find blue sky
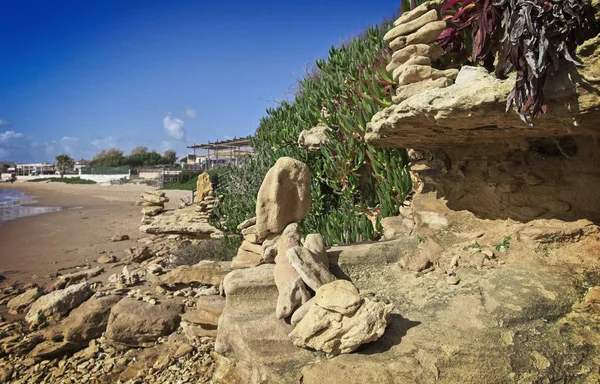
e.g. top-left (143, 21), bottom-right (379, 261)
top-left (0, 0), bottom-right (399, 163)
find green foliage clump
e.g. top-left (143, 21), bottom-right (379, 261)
top-left (213, 22), bottom-right (412, 247)
top-left (169, 239), bottom-right (238, 267)
top-left (90, 147), bottom-right (178, 167)
top-left (55, 154), bottom-right (74, 176)
top-left (27, 177), bottom-right (97, 184)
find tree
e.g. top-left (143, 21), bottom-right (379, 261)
top-left (55, 154), bottom-right (74, 177)
top-left (91, 148), bottom-right (125, 167)
top-left (130, 146), bottom-right (148, 155)
top-left (163, 149), bottom-right (177, 164)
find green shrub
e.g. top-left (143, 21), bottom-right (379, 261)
top-left (213, 21), bottom-right (411, 247)
top-left (169, 239), bottom-right (238, 267)
top-left (27, 177), bottom-right (97, 184)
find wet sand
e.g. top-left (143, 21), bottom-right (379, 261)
top-left (0, 182), bottom-right (190, 288)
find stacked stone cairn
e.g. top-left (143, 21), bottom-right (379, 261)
top-left (197, 193), bottom-right (217, 221)
top-left (384, 0), bottom-right (459, 104)
top-left (227, 157), bottom-right (393, 356)
top-left (136, 190), bottom-right (169, 219)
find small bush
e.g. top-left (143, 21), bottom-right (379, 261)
top-left (169, 239), bottom-right (238, 267)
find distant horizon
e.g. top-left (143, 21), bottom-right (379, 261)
top-left (0, 0), bottom-right (400, 163)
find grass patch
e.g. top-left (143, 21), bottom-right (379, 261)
top-left (161, 178), bottom-right (197, 190)
top-left (27, 177), bottom-right (97, 184)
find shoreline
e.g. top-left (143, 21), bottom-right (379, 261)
top-left (0, 183), bottom-right (190, 288)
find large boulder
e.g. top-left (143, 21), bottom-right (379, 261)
top-left (215, 264), bottom-right (316, 383)
top-left (60, 295), bottom-right (123, 342)
top-left (25, 282), bottom-right (94, 326)
top-left (255, 157), bottom-right (311, 242)
top-left (105, 298), bottom-right (182, 347)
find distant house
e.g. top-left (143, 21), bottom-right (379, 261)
top-left (16, 162), bottom-right (55, 176)
top-left (74, 159), bottom-right (91, 172)
top-left (0, 162), bottom-right (14, 173)
top-left (182, 136), bottom-right (255, 170)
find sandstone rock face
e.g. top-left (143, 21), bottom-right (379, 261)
top-left (367, 57), bottom-right (600, 148)
top-left (286, 246), bottom-right (335, 291)
top-left (215, 265), bottom-right (316, 383)
top-left (387, 44), bottom-right (443, 72)
top-left (389, 20), bottom-right (447, 51)
top-left (105, 298), bottom-right (182, 347)
top-left (194, 173), bottom-right (212, 204)
top-left (393, 0), bottom-right (444, 26)
top-left (255, 157), bottom-right (311, 242)
top-left (25, 282), bottom-right (94, 326)
top-left (314, 280), bottom-right (361, 316)
top-left (160, 261), bottom-right (231, 286)
top-left (289, 297), bottom-right (393, 356)
top-left (7, 287), bottom-right (43, 314)
top-left (298, 123), bottom-right (331, 152)
top-left (384, 9), bottom-right (439, 42)
top-left (231, 240), bottom-right (262, 269)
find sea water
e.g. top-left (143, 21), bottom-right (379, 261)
top-left (0, 188), bottom-right (67, 224)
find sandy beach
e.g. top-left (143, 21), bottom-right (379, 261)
top-left (0, 181), bottom-right (190, 288)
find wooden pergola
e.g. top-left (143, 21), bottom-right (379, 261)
top-left (186, 136), bottom-right (254, 169)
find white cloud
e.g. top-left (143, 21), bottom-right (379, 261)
top-left (0, 130), bottom-right (23, 142)
top-left (45, 136), bottom-right (80, 157)
top-left (185, 108), bottom-right (196, 118)
top-left (163, 113), bottom-right (185, 140)
top-left (0, 119), bottom-right (12, 127)
top-left (91, 136), bottom-right (119, 149)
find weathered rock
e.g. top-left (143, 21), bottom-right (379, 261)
top-left (241, 224), bottom-right (261, 244)
top-left (28, 340), bottom-right (84, 359)
top-left (139, 193), bottom-right (169, 205)
top-left (388, 21), bottom-right (447, 51)
top-left (290, 297), bottom-right (315, 326)
top-left (125, 246), bottom-right (153, 263)
top-left (160, 260), bottom-right (230, 286)
top-left (215, 264), bottom-right (315, 383)
top-left (141, 205), bottom-right (164, 217)
top-left (286, 246), bottom-right (336, 291)
top-left (381, 216), bottom-right (413, 239)
top-left (391, 55), bottom-right (432, 80)
top-left (396, 65), bottom-right (459, 86)
top-left (7, 286), bottom-right (43, 314)
top-left (255, 157), bottom-right (311, 242)
top-left (231, 249), bottom-right (262, 269)
top-left (274, 225), bottom-right (310, 319)
top-left (195, 173), bottom-right (212, 204)
top-left (140, 205), bottom-right (223, 238)
top-left (60, 295), bottom-right (123, 342)
top-left (262, 234), bottom-right (281, 263)
top-left (387, 44), bottom-right (444, 72)
top-left (25, 282), bottom-right (94, 326)
top-left (304, 234), bottom-right (328, 266)
top-left (110, 234), bottom-right (129, 242)
top-left (97, 254), bottom-right (119, 264)
top-left (298, 123), bottom-right (331, 152)
top-left (384, 9), bottom-right (439, 42)
top-left (289, 297), bottom-right (393, 356)
top-left (182, 308), bottom-right (220, 327)
top-left (314, 280), bottom-right (361, 316)
top-left (392, 77), bottom-right (454, 104)
top-left (181, 321), bottom-right (217, 339)
top-left (105, 298), bottom-right (182, 347)
top-left (145, 190), bottom-right (166, 197)
top-left (54, 267), bottom-right (104, 288)
top-left (400, 251), bottom-right (432, 272)
top-left (236, 217), bottom-right (256, 231)
top-left (393, 0), bottom-right (445, 26)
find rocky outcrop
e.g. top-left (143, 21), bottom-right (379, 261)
top-left (255, 157), bottom-right (312, 242)
top-left (7, 287), bottom-right (43, 315)
top-left (159, 260), bottom-right (231, 287)
top-left (367, 36), bottom-right (600, 149)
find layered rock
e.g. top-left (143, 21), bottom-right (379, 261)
top-left (382, 0), bottom-right (455, 103)
top-left (194, 173), bottom-right (213, 204)
top-left (25, 282), bottom-right (94, 327)
top-left (136, 190), bottom-right (169, 218)
top-left (139, 204), bottom-right (223, 239)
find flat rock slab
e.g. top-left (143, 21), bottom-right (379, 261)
top-left (159, 260), bottom-right (231, 287)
